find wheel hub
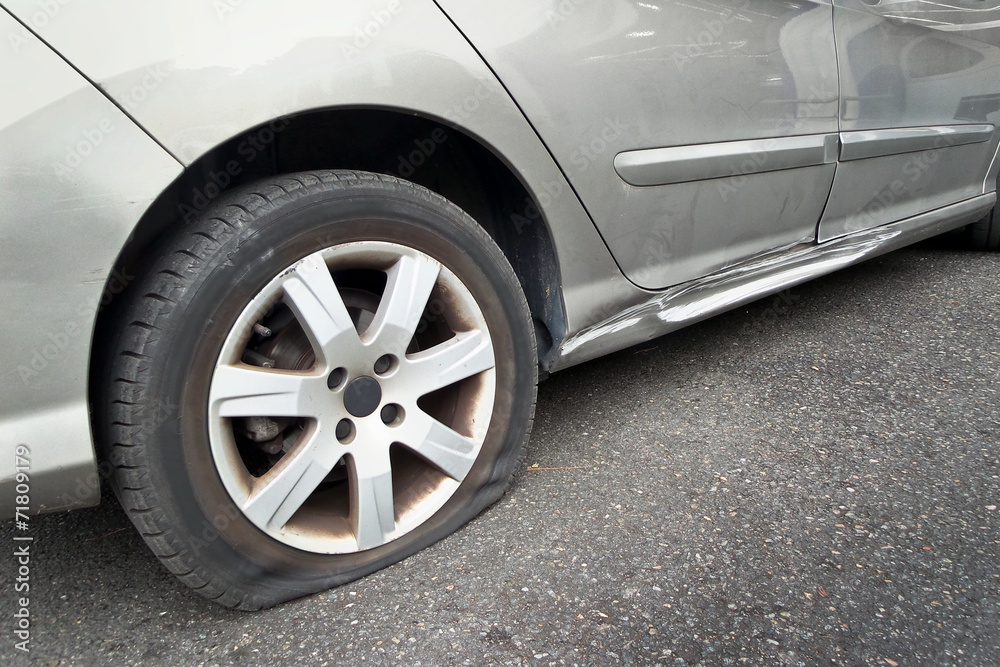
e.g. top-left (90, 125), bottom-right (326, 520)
top-left (343, 376), bottom-right (382, 418)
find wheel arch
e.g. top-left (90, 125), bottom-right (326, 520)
top-left (89, 107), bottom-right (566, 411)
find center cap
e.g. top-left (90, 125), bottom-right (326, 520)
top-left (344, 376), bottom-right (382, 418)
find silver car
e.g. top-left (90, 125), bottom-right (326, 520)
top-left (2, 0), bottom-right (998, 608)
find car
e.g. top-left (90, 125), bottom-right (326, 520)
top-left (2, 0), bottom-right (998, 610)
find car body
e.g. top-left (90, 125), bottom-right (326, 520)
top-left (1, 0), bottom-right (998, 607)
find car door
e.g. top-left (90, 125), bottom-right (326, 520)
top-left (435, 0), bottom-right (841, 289)
top-left (819, 0), bottom-right (1000, 241)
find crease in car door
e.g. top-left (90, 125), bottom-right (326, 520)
top-left (819, 0), bottom-right (1000, 242)
top-left (434, 0), bottom-right (841, 289)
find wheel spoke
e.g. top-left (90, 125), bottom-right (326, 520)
top-left (365, 253), bottom-right (440, 354)
top-left (282, 251), bottom-right (360, 364)
top-left (349, 447), bottom-right (396, 551)
top-left (211, 364), bottom-right (318, 418)
top-left (242, 430), bottom-right (340, 530)
top-left (405, 330), bottom-right (495, 395)
top-left (397, 410), bottom-right (479, 482)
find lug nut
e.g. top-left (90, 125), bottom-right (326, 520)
top-left (374, 354), bottom-right (393, 375)
top-left (380, 404), bottom-right (398, 424)
top-left (328, 368), bottom-right (345, 390)
top-left (336, 419), bottom-right (353, 441)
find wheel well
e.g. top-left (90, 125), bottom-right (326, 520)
top-left (95, 108), bottom-right (565, 377)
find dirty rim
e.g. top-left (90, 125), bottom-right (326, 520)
top-left (207, 241), bottom-right (497, 554)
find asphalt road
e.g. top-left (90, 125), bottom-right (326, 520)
top-left (2, 239), bottom-right (999, 666)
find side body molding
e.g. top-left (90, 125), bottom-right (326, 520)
top-left (839, 124), bottom-right (994, 161)
top-left (615, 135), bottom-right (840, 187)
top-left (615, 125), bottom-right (994, 189)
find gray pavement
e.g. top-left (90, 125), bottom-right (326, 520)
top-left (2, 239), bottom-right (999, 666)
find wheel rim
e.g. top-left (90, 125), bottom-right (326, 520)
top-left (207, 241), bottom-right (497, 554)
